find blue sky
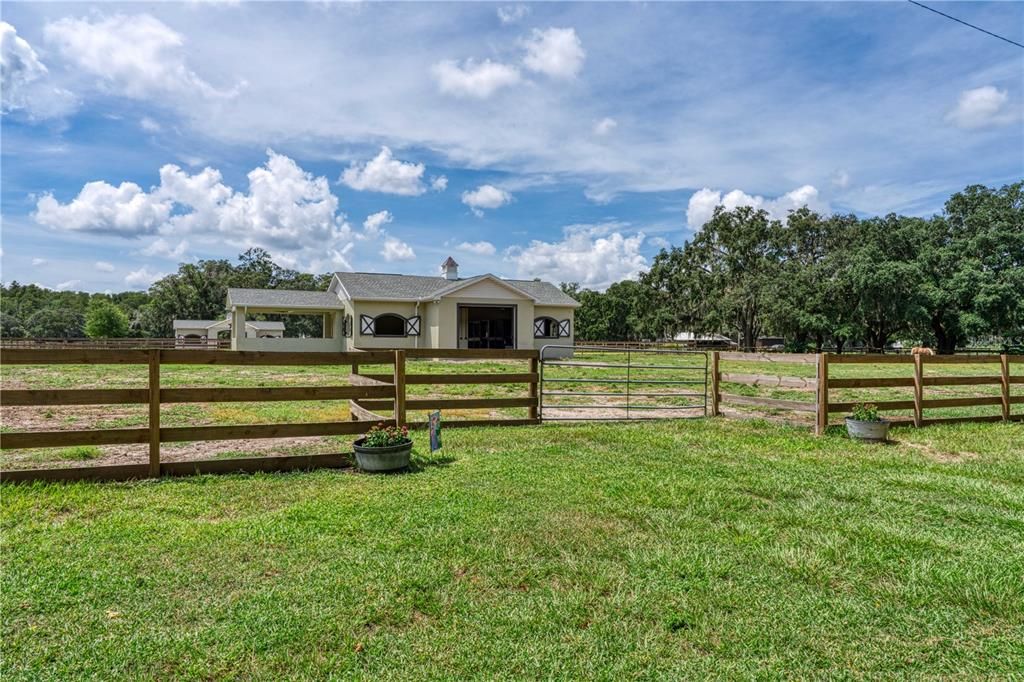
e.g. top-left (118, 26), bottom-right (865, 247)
top-left (1, 1), bottom-right (1021, 292)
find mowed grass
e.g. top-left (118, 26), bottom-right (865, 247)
top-left (3, 418), bottom-right (1023, 679)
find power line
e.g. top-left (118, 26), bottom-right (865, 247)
top-left (907, 0), bottom-right (1024, 50)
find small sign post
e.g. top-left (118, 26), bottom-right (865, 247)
top-left (428, 410), bottom-right (442, 452)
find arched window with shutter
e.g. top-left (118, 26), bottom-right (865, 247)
top-left (533, 317), bottom-right (559, 339)
top-left (371, 313), bottom-right (406, 337)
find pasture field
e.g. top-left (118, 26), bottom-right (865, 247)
top-left (1, 352), bottom-right (1018, 469)
top-left (2, 419), bottom-right (1023, 679)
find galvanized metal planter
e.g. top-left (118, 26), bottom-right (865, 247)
top-left (845, 418), bottom-right (891, 443)
top-left (353, 438), bottom-right (413, 472)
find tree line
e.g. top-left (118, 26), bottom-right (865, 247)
top-left (3, 183), bottom-right (1019, 351)
top-left (565, 182), bottom-right (1023, 353)
top-left (1, 249), bottom-right (330, 339)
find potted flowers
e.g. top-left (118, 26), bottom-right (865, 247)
top-left (845, 402), bottom-right (890, 442)
top-left (353, 423), bottom-right (412, 471)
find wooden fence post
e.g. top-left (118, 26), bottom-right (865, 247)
top-left (815, 353), bottom-right (828, 436)
top-left (393, 349), bottom-right (406, 428)
top-left (148, 349), bottom-right (161, 477)
top-left (710, 351), bottom-right (720, 417)
top-left (528, 355), bottom-right (539, 421)
top-left (913, 353), bottom-right (924, 427)
top-left (1000, 354), bottom-right (1011, 422)
top-left (349, 359), bottom-right (360, 421)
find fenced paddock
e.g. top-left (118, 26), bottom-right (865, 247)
top-left (0, 348), bottom-right (539, 483)
top-left (2, 347), bottom-right (1020, 483)
top-left (710, 352), bottom-right (1024, 433)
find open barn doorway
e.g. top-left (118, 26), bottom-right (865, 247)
top-left (458, 305), bottom-right (516, 349)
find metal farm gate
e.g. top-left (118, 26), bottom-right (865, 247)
top-left (539, 345), bottom-right (708, 421)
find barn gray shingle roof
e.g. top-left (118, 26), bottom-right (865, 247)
top-left (332, 272), bottom-right (579, 307)
top-left (226, 288), bottom-right (346, 309)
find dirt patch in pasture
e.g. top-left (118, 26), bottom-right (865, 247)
top-left (1, 436), bottom-right (350, 470)
top-left (899, 440), bottom-right (980, 463)
top-left (542, 406), bottom-right (706, 421)
top-left (716, 408), bottom-right (813, 427)
top-left (1, 405), bottom-right (146, 432)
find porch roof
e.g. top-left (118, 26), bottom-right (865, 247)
top-left (227, 288), bottom-right (345, 311)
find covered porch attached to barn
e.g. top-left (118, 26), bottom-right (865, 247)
top-left (226, 288), bottom-right (348, 352)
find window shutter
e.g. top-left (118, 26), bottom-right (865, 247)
top-left (406, 315), bottom-right (421, 336)
top-left (342, 314), bottom-right (353, 338)
top-left (558, 319), bottom-right (571, 338)
top-left (533, 318), bottom-right (545, 338)
top-left (360, 314), bottom-right (374, 335)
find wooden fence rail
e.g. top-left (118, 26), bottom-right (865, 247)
top-left (348, 349), bottom-right (541, 431)
top-left (709, 351), bottom-right (1023, 434)
top-left (0, 347), bottom-right (540, 483)
top-left (0, 337), bottom-right (231, 350)
top-left (2, 348), bottom-right (1019, 482)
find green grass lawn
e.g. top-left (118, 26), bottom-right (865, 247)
top-left (3, 418), bottom-right (1023, 679)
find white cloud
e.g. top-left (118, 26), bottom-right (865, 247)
top-left (648, 236), bottom-right (671, 250)
top-left (362, 210), bottom-right (393, 239)
top-left (831, 169), bottom-right (851, 189)
top-left (456, 240), bottom-right (496, 256)
top-left (1, 22), bottom-right (46, 103)
top-left (583, 186), bottom-right (617, 205)
top-left (31, 257), bottom-right (48, 266)
top-left (522, 27), bottom-right (585, 79)
top-left (124, 266), bottom-right (164, 289)
top-left (0, 21), bottom-right (77, 118)
top-left (432, 58), bottom-right (521, 99)
top-left (34, 180), bottom-right (172, 236)
top-left (142, 237), bottom-right (189, 259)
top-left (381, 237), bottom-right (415, 262)
top-left (43, 13), bottom-right (238, 100)
top-left (461, 184), bottom-right (512, 216)
top-left (55, 279), bottom-right (80, 291)
top-left (10, 4), bottom-right (1009, 219)
top-left (162, 150), bottom-right (352, 255)
top-left (319, 243), bottom-right (355, 273)
top-left (95, 261), bottom-right (116, 272)
top-left (497, 5), bottom-right (529, 24)
top-left (945, 86), bottom-right (1014, 129)
top-left (341, 147), bottom-right (426, 196)
top-left (430, 175), bottom-right (448, 192)
top-left (34, 150), bottom-right (358, 271)
top-left (593, 117), bottom-right (617, 136)
top-left (506, 225), bottom-right (646, 289)
top-left (685, 185), bottom-right (829, 229)
top-left (139, 116), bottom-right (162, 132)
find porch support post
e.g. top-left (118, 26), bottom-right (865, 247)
top-left (231, 307), bottom-right (246, 350)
